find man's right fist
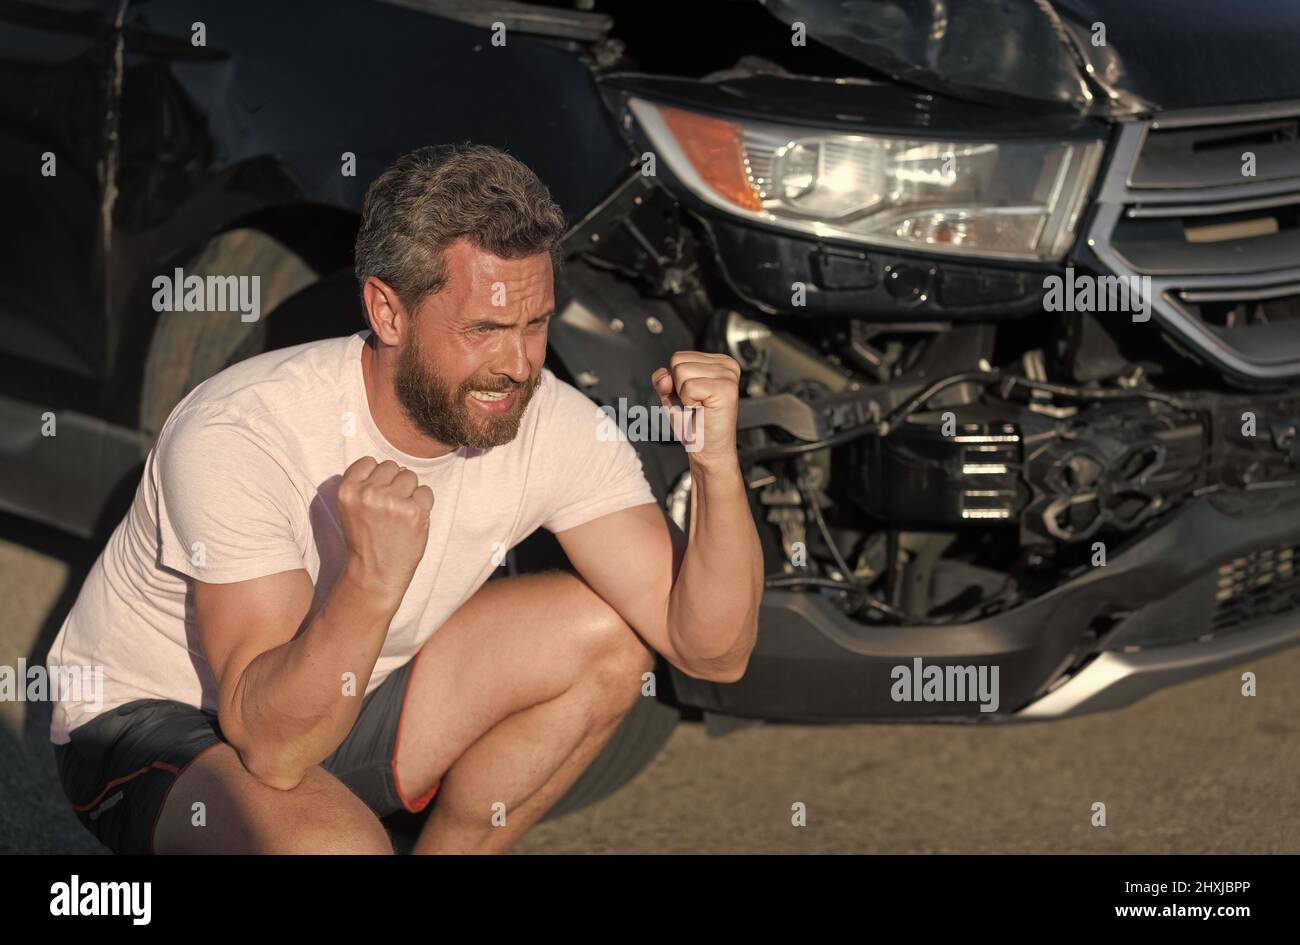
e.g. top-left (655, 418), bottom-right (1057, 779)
top-left (337, 457), bottom-right (434, 598)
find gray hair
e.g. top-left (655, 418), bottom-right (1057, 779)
top-left (354, 143), bottom-right (566, 311)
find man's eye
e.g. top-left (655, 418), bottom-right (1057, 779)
top-left (471, 326), bottom-right (495, 336)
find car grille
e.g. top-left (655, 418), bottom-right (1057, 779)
top-left (1214, 543), bottom-right (1300, 632)
top-left (1087, 100), bottom-right (1300, 383)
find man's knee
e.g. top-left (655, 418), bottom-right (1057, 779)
top-left (580, 608), bottom-right (656, 719)
top-left (519, 570), bottom-right (656, 715)
top-left (556, 572), bottom-right (651, 659)
top-left (269, 804), bottom-right (394, 855)
top-left (247, 769), bottom-right (395, 854)
top-left (165, 790), bottom-right (394, 854)
top-left (154, 748), bottom-right (394, 854)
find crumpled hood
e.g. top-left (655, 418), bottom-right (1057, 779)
top-left (762, 0), bottom-right (1300, 116)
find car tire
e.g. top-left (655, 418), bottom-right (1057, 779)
top-left (139, 228), bottom-right (317, 440)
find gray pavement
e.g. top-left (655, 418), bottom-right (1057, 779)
top-left (3, 516), bottom-right (1298, 854)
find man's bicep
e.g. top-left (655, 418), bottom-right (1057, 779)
top-left (554, 502), bottom-right (688, 667)
top-left (192, 568), bottom-right (315, 743)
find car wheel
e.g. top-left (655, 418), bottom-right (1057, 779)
top-left (139, 228), bottom-right (317, 440)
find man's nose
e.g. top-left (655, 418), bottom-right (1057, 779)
top-left (493, 331), bottom-right (532, 383)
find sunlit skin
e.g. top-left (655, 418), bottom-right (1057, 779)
top-left (359, 238), bottom-right (554, 456)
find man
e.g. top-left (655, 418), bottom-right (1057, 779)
top-left (45, 144), bottom-right (763, 854)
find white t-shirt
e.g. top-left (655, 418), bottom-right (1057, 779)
top-left (47, 330), bottom-right (658, 745)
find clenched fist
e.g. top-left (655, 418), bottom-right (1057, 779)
top-left (337, 457), bottom-right (434, 599)
top-left (651, 351), bottom-right (742, 474)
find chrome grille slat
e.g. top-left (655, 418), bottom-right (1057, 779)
top-left (1151, 99), bottom-right (1300, 129)
top-left (1111, 230), bottom-right (1300, 276)
top-left (1129, 130), bottom-right (1300, 189)
top-left (1128, 191), bottom-right (1300, 218)
top-left (1180, 283), bottom-right (1300, 303)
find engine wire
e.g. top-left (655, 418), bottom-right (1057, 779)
top-left (741, 370), bottom-right (1195, 463)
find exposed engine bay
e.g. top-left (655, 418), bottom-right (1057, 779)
top-left (562, 177), bottom-right (1300, 634)
top-left (722, 309), bottom-right (1300, 627)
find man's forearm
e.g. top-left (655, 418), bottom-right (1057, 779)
top-left (227, 559), bottom-right (404, 789)
top-left (666, 460), bottom-right (764, 681)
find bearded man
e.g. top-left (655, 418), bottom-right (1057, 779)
top-left (45, 143), bottom-right (762, 854)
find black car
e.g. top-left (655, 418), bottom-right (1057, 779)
top-left (4, 0), bottom-right (1300, 818)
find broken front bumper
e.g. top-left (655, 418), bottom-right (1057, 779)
top-left (668, 484), bottom-right (1300, 723)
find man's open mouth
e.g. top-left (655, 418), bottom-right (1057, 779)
top-left (467, 388), bottom-right (518, 412)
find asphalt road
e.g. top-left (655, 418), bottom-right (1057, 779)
top-left (3, 513), bottom-right (1298, 854)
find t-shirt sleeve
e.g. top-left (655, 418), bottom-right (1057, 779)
top-left (539, 375), bottom-right (659, 534)
top-left (154, 412), bottom-right (307, 584)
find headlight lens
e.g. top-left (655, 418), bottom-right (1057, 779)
top-left (630, 97), bottom-right (1104, 262)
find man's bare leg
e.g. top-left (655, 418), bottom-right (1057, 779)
top-left (411, 662), bottom-right (637, 853)
top-left (392, 570), bottom-right (655, 854)
top-left (153, 742), bottom-right (394, 854)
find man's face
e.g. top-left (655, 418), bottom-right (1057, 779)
top-left (393, 239), bottom-right (552, 450)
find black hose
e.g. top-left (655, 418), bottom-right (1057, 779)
top-left (763, 574), bottom-right (909, 620)
top-left (800, 484), bottom-right (857, 580)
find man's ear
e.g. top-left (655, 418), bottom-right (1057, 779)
top-left (362, 276), bottom-right (406, 346)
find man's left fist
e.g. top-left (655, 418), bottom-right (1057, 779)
top-left (651, 351), bottom-right (741, 472)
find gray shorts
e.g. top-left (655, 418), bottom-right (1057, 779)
top-left (51, 654), bottom-right (439, 854)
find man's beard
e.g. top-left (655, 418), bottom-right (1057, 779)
top-left (393, 333), bottom-right (539, 450)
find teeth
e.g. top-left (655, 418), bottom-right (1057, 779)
top-left (470, 390), bottom-right (510, 402)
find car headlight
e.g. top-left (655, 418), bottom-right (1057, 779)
top-left (629, 97), bottom-right (1104, 263)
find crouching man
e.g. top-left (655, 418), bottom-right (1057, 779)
top-left (45, 143), bottom-right (762, 854)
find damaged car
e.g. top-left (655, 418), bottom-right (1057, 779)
top-left (3, 0), bottom-right (1300, 820)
